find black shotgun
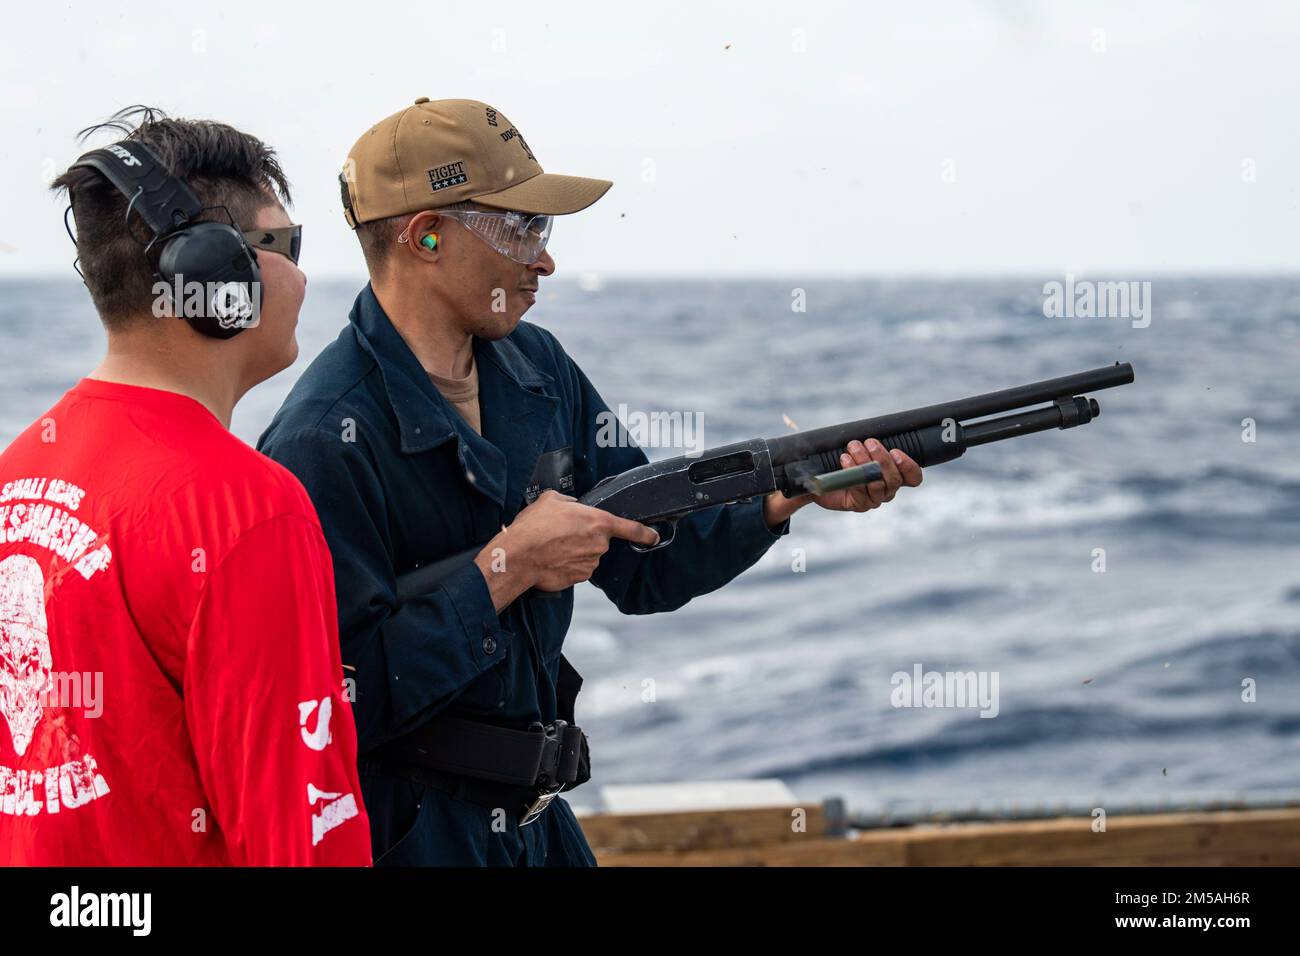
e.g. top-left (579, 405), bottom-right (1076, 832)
top-left (396, 362), bottom-right (1135, 602)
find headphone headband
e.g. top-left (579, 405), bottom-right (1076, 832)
top-left (70, 141), bottom-right (203, 238)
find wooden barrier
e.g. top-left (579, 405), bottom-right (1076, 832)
top-left (584, 806), bottom-right (1300, 867)
top-left (580, 804), bottom-right (825, 855)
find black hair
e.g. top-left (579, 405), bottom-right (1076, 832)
top-left (50, 106), bottom-right (292, 329)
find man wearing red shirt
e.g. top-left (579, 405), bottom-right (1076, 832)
top-left (0, 108), bottom-right (370, 865)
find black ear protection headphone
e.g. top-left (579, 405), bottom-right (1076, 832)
top-left (68, 140), bottom-right (262, 340)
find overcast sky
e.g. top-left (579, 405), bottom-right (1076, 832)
top-left (2, 0), bottom-right (1297, 279)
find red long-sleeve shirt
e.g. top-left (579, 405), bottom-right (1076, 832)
top-left (0, 379), bottom-right (370, 865)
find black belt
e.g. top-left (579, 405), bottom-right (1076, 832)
top-left (368, 716), bottom-right (589, 826)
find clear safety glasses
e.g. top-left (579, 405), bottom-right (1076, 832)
top-left (440, 208), bottom-right (553, 264)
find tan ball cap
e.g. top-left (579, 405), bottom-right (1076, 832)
top-left (340, 97), bottom-right (613, 227)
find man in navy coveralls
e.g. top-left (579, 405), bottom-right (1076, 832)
top-left (259, 98), bottom-right (922, 866)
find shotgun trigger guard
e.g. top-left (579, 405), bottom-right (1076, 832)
top-left (631, 516), bottom-right (678, 553)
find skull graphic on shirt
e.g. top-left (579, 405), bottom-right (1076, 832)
top-left (0, 554), bottom-right (52, 758)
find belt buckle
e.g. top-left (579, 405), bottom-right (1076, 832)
top-left (520, 782), bottom-right (563, 826)
top-left (519, 720), bottom-right (568, 827)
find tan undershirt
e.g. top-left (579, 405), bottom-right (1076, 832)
top-left (426, 357), bottom-right (482, 435)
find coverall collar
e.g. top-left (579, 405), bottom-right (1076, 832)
top-left (347, 283), bottom-right (559, 512)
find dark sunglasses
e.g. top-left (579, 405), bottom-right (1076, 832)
top-left (242, 224), bottom-right (302, 265)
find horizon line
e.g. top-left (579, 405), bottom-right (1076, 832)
top-left (2, 269), bottom-right (1299, 283)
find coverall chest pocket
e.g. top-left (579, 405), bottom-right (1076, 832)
top-left (522, 444), bottom-right (575, 505)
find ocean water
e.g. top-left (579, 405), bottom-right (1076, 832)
top-left (3, 276), bottom-right (1298, 815)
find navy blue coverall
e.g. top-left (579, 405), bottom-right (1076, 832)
top-left (258, 285), bottom-right (788, 865)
